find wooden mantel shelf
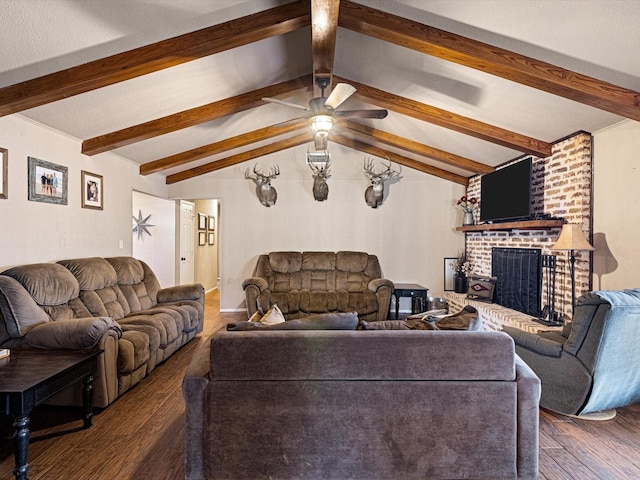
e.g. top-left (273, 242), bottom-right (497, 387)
top-left (456, 219), bottom-right (564, 232)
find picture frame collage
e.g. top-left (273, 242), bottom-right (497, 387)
top-left (0, 153), bottom-right (104, 210)
top-left (197, 212), bottom-right (216, 246)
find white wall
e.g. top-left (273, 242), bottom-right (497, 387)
top-left (132, 190), bottom-right (176, 287)
top-left (592, 120), bottom-right (640, 290)
top-left (0, 115), bottom-right (168, 270)
top-left (169, 143), bottom-right (466, 311)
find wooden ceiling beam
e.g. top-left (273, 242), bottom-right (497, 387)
top-left (311, 0), bottom-right (340, 95)
top-left (332, 134), bottom-right (469, 186)
top-left (343, 121), bottom-right (494, 175)
top-left (334, 76), bottom-right (552, 157)
top-left (82, 75), bottom-right (313, 156)
top-left (340, 0), bottom-right (640, 121)
top-left (140, 119), bottom-right (309, 175)
top-left (165, 132), bottom-right (312, 184)
top-left (0, 0), bottom-right (310, 117)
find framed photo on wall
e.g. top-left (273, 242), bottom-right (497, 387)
top-left (0, 147), bottom-right (7, 199)
top-left (198, 213), bottom-right (207, 230)
top-left (208, 231), bottom-right (215, 245)
top-left (208, 215), bottom-right (215, 231)
top-left (81, 170), bottom-right (103, 210)
top-left (198, 231), bottom-right (206, 246)
top-left (28, 157), bottom-right (68, 205)
top-left (444, 257), bottom-right (457, 291)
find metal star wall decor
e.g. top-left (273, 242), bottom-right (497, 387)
top-left (132, 209), bottom-right (154, 240)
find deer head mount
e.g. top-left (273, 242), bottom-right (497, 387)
top-left (307, 149), bottom-right (332, 202)
top-left (363, 158), bottom-right (399, 208)
top-left (245, 164), bottom-right (280, 207)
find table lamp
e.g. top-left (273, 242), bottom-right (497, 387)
top-left (551, 223), bottom-right (595, 313)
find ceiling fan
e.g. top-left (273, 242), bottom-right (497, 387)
top-left (262, 77), bottom-right (388, 150)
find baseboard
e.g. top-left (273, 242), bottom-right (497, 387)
top-left (220, 308), bottom-right (247, 313)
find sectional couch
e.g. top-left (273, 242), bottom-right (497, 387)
top-left (243, 251), bottom-right (394, 321)
top-left (0, 256), bottom-right (204, 408)
top-left (183, 317), bottom-right (540, 479)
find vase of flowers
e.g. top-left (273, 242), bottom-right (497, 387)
top-left (451, 254), bottom-right (473, 293)
top-left (457, 195), bottom-right (478, 226)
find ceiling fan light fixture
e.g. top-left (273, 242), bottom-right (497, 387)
top-left (310, 115), bottom-right (335, 136)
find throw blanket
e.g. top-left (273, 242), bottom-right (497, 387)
top-left (404, 306), bottom-right (480, 331)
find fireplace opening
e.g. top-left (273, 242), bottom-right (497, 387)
top-left (491, 247), bottom-right (542, 317)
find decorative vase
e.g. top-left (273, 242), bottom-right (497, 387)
top-left (462, 210), bottom-right (475, 226)
top-left (454, 274), bottom-right (468, 294)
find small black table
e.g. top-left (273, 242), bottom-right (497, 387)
top-left (0, 349), bottom-right (101, 480)
top-left (392, 283), bottom-right (429, 319)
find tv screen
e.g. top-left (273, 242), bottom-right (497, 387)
top-left (480, 158), bottom-right (532, 222)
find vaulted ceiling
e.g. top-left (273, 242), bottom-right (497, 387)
top-left (1, 0), bottom-right (639, 187)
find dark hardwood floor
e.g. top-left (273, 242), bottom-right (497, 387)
top-left (0, 290), bottom-right (638, 479)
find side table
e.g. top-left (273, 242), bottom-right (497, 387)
top-left (0, 349), bottom-right (101, 480)
top-left (392, 283), bottom-right (429, 319)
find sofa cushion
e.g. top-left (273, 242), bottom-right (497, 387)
top-left (106, 256), bottom-right (145, 285)
top-left (0, 276), bottom-right (51, 339)
top-left (269, 252), bottom-right (302, 274)
top-left (335, 251), bottom-right (368, 272)
top-left (258, 304), bottom-right (285, 325)
top-left (467, 276), bottom-right (497, 302)
top-left (57, 257), bottom-right (118, 291)
top-left (2, 263), bottom-right (79, 306)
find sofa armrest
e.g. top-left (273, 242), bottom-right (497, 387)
top-left (515, 355), bottom-right (541, 479)
top-left (503, 326), bottom-right (563, 357)
top-left (242, 277), bottom-right (269, 292)
top-left (368, 278), bottom-right (394, 293)
top-left (24, 316), bottom-right (122, 350)
top-left (183, 338), bottom-right (213, 480)
top-left (157, 283), bottom-right (204, 304)
top-left (242, 277), bottom-right (269, 317)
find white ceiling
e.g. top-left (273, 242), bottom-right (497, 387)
top-left (1, 0), bottom-right (639, 181)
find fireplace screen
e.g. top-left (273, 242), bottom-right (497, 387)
top-left (491, 247), bottom-right (542, 317)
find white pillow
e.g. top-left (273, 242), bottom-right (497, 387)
top-left (249, 310), bottom-right (262, 322)
top-left (260, 304), bottom-right (286, 325)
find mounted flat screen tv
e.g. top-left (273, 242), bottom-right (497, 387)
top-left (480, 158), bottom-right (532, 223)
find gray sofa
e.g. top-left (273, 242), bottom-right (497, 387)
top-left (0, 256), bottom-right (204, 407)
top-left (504, 288), bottom-right (640, 418)
top-left (242, 251), bottom-right (394, 321)
top-left (183, 324), bottom-right (540, 479)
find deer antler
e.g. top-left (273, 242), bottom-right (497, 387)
top-left (363, 158), bottom-right (377, 178)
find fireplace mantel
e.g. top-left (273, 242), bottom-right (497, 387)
top-left (457, 219), bottom-right (564, 233)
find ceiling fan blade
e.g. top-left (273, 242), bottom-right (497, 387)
top-left (262, 97), bottom-right (308, 111)
top-left (325, 83), bottom-right (356, 109)
top-left (334, 109), bottom-right (388, 119)
top-left (314, 133), bottom-right (328, 151)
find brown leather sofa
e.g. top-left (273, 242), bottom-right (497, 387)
top-left (183, 324), bottom-right (541, 479)
top-left (242, 251), bottom-right (394, 321)
top-left (0, 256), bottom-right (204, 407)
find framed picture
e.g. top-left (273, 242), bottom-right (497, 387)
top-left (0, 147), bottom-right (7, 199)
top-left (28, 157), bottom-right (68, 205)
top-left (81, 170), bottom-right (103, 210)
top-left (208, 215), bottom-right (215, 231)
top-left (208, 231), bottom-right (215, 245)
top-left (444, 257), bottom-right (457, 291)
top-left (198, 231), bottom-right (206, 246)
top-left (198, 213), bottom-right (207, 230)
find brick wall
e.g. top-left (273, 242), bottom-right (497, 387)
top-left (464, 132), bottom-right (592, 321)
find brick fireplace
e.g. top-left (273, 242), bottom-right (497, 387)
top-left (463, 131), bottom-right (593, 321)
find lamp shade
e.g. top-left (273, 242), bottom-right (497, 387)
top-left (551, 223), bottom-right (595, 251)
top-left (309, 115), bottom-right (335, 137)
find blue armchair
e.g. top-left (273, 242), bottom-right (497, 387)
top-left (503, 288), bottom-right (640, 419)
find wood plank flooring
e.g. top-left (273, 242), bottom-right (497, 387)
top-left (0, 290), bottom-right (638, 479)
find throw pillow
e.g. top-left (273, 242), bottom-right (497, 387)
top-left (467, 276), bottom-right (497, 303)
top-left (227, 312), bottom-right (359, 331)
top-left (248, 310), bottom-right (263, 322)
top-left (260, 304), bottom-right (285, 325)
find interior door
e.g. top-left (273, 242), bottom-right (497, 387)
top-left (179, 200), bottom-right (195, 284)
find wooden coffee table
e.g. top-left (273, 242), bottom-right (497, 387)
top-left (0, 349), bottom-right (101, 480)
